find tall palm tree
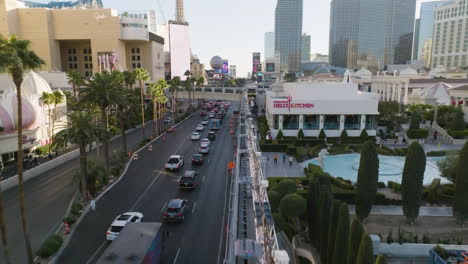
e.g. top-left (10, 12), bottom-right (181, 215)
top-left (51, 90), bottom-right (64, 143)
top-left (184, 70), bottom-right (192, 108)
top-left (148, 80), bottom-right (169, 135)
top-left (196, 77), bottom-right (205, 107)
top-left (135, 68), bottom-right (150, 138)
top-left (123, 70), bottom-right (136, 90)
top-left (169, 76), bottom-right (181, 121)
top-left (66, 71), bottom-right (84, 98)
top-left (0, 35), bottom-right (44, 264)
top-left (52, 111), bottom-right (107, 202)
top-left (40, 92), bottom-right (54, 155)
top-left (79, 72), bottom-right (125, 169)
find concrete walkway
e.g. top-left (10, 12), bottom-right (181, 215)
top-left (348, 205), bottom-right (453, 216)
top-left (262, 152), bottom-right (304, 178)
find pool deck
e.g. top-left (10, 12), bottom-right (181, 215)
top-left (348, 205), bottom-right (453, 217)
top-left (262, 152), bottom-right (304, 178)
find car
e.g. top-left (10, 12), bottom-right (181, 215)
top-left (208, 113), bottom-right (215, 118)
top-left (192, 154), bottom-right (204, 165)
top-left (178, 170), bottom-right (199, 189)
top-left (164, 117), bottom-right (173, 124)
top-left (199, 146), bottom-right (210, 155)
top-left (201, 105), bottom-right (207, 110)
top-left (201, 119), bottom-right (209, 125)
top-left (191, 132), bottom-right (201, 141)
top-left (163, 199), bottom-right (188, 222)
top-left (200, 138), bottom-right (210, 147)
top-left (200, 111), bottom-right (206, 116)
top-left (208, 131), bottom-right (216, 140)
top-left (195, 124), bottom-right (204, 131)
top-left (106, 212), bottom-right (144, 240)
top-left (165, 155), bottom-right (184, 171)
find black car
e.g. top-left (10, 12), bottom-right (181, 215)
top-left (208, 131), bottom-right (216, 140)
top-left (192, 154), bottom-right (204, 165)
top-left (178, 171), bottom-right (199, 189)
top-left (163, 199), bottom-right (188, 222)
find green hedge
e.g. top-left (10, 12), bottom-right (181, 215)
top-left (333, 189), bottom-right (402, 205)
top-left (427, 150), bottom-right (459, 156)
top-left (387, 181), bottom-right (402, 192)
top-left (448, 129), bottom-right (468, 139)
top-left (36, 235), bottom-right (63, 258)
top-left (406, 128), bottom-right (429, 139)
top-left (259, 143), bottom-right (288, 152)
top-left (304, 164), bottom-right (355, 190)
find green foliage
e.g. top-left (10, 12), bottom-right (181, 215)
top-left (375, 255), bottom-right (387, 264)
top-left (424, 178), bottom-right (441, 204)
top-left (432, 245), bottom-right (449, 259)
top-left (86, 159), bottom-right (110, 196)
top-left (259, 143), bottom-right (288, 152)
top-left (318, 129), bottom-right (326, 140)
top-left (348, 219), bottom-right (365, 264)
top-left (279, 193), bottom-right (306, 218)
top-left (341, 130), bottom-right (349, 142)
top-left (450, 107), bottom-right (466, 131)
top-left (318, 188), bottom-right (333, 258)
top-left (386, 229), bottom-right (394, 244)
top-left (356, 142), bottom-right (379, 221)
top-left (327, 200), bottom-right (342, 263)
top-left (36, 235), bottom-right (63, 258)
top-left (268, 191), bottom-right (282, 211)
top-left (428, 150), bottom-right (459, 156)
top-left (356, 234), bottom-right (374, 264)
top-left (360, 129), bottom-right (369, 141)
top-left (447, 129), bottom-right (468, 139)
top-left (295, 147), bottom-right (308, 162)
top-left (272, 213), bottom-right (289, 232)
top-left (307, 177), bottom-right (321, 247)
top-left (297, 128), bottom-right (305, 140)
top-left (70, 203), bottom-right (83, 217)
top-left (387, 181), bottom-right (402, 192)
top-left (401, 142), bottom-right (426, 224)
top-left (454, 142), bottom-right (468, 222)
top-left (275, 179), bottom-right (297, 198)
top-left (406, 128), bottom-right (429, 139)
top-left (276, 129), bottom-right (284, 139)
top-left (285, 73), bottom-right (297, 82)
top-left (332, 203), bottom-right (350, 264)
top-left (256, 117), bottom-right (269, 139)
top-left (409, 111), bottom-right (421, 129)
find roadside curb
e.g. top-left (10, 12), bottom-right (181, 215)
top-left (48, 109), bottom-right (199, 264)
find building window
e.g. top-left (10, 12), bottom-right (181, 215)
top-left (324, 115), bottom-right (339, 130)
top-left (273, 115), bottom-right (279, 129)
top-left (303, 115), bottom-right (319, 130)
top-left (283, 115), bottom-right (299, 130)
top-left (365, 115), bottom-right (377, 130)
top-left (344, 115), bottom-right (361, 130)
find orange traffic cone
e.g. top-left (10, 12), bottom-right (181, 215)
top-left (64, 222), bottom-right (70, 235)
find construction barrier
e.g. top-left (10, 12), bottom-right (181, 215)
top-left (133, 153), bottom-right (139, 160)
top-left (148, 145), bottom-right (153, 152)
top-left (64, 222), bottom-right (70, 235)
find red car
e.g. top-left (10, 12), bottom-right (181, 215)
top-left (200, 111), bottom-right (206, 116)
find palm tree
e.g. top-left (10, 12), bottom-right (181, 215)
top-left (51, 90), bottom-right (64, 143)
top-left (169, 76), bottom-right (181, 121)
top-left (196, 77), bottom-right (205, 107)
top-left (40, 92), bottom-right (54, 155)
top-left (148, 80), bottom-right (169, 136)
top-left (66, 71), bottom-right (84, 98)
top-left (184, 70), bottom-right (192, 108)
top-left (135, 68), bottom-right (151, 138)
top-left (0, 35), bottom-right (44, 264)
top-left (123, 70), bottom-right (136, 89)
top-left (52, 111), bottom-right (107, 202)
top-left (79, 72), bottom-right (125, 169)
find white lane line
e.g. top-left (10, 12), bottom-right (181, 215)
top-left (86, 241), bottom-right (107, 264)
top-left (202, 176), bottom-right (205, 183)
top-left (192, 202), bottom-right (197, 214)
top-left (173, 248), bottom-right (181, 264)
top-left (161, 201), bottom-right (167, 213)
top-left (216, 148), bottom-right (232, 263)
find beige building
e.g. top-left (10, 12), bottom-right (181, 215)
top-left (431, 0), bottom-right (468, 68)
top-left (191, 56), bottom-right (207, 81)
top-left (0, 0), bottom-right (165, 80)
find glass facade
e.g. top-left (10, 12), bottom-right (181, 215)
top-left (283, 115), bottom-right (299, 129)
top-left (264, 32), bottom-right (275, 60)
top-left (344, 115), bottom-right (361, 130)
top-left (273, 115), bottom-right (279, 129)
top-left (365, 115), bottom-right (378, 130)
top-left (324, 115), bottom-right (340, 130)
top-left (303, 115), bottom-right (319, 130)
top-left (302, 34), bottom-right (311, 62)
top-left (275, 0), bottom-right (303, 72)
top-left (329, 0), bottom-right (416, 69)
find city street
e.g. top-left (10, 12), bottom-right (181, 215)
top-left (57, 102), bottom-right (238, 264)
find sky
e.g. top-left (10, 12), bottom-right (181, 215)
top-left (36, 0), bottom-right (438, 77)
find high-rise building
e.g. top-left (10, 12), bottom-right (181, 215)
top-left (252, 52), bottom-right (261, 76)
top-left (169, 0), bottom-right (191, 80)
top-left (302, 33), bottom-right (311, 61)
top-left (264, 32), bottom-right (275, 60)
top-left (431, 0), bottom-right (467, 68)
top-left (229, 65), bottom-right (237, 78)
top-left (274, 0), bottom-right (303, 72)
top-left (329, 0), bottom-right (416, 69)
top-left (416, 1), bottom-right (448, 67)
top-left (412, 18), bottom-right (420, 60)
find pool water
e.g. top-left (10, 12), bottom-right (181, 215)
top-left (300, 154), bottom-right (447, 185)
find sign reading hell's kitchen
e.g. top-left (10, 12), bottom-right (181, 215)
top-left (273, 96), bottom-right (314, 111)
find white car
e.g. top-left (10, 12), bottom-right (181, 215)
top-left (208, 113), bottom-right (215, 118)
top-left (191, 132), bottom-right (201, 141)
top-left (165, 155), bottom-right (184, 171)
top-left (201, 119), bottom-right (209, 125)
top-left (164, 117), bottom-right (173, 124)
top-left (106, 212), bottom-right (144, 241)
top-left (195, 124), bottom-right (205, 131)
top-left (200, 138), bottom-right (210, 147)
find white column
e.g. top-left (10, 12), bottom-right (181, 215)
top-left (319, 115), bottom-right (324, 130)
top-left (398, 83), bottom-right (402, 103)
top-left (386, 84), bottom-right (390, 101)
top-left (390, 83), bottom-right (395, 101)
top-left (404, 82), bottom-right (409, 104)
top-left (279, 115), bottom-right (283, 130)
top-left (340, 114), bottom-right (345, 131)
top-left (361, 114), bottom-right (366, 131)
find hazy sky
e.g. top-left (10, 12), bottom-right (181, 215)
top-left (35, 0), bottom-right (438, 77)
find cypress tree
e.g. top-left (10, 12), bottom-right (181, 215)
top-left (401, 142), bottom-right (426, 224)
top-left (360, 129), bottom-right (369, 141)
top-left (375, 255), bottom-right (387, 264)
top-left (307, 177), bottom-right (321, 247)
top-left (298, 128), bottom-right (305, 139)
top-left (327, 200), bottom-right (342, 263)
top-left (276, 129), bottom-right (284, 139)
top-left (454, 142), bottom-right (468, 222)
top-left (450, 107), bottom-right (466, 131)
top-left (318, 128), bottom-right (326, 140)
top-left (348, 219), bottom-right (365, 264)
top-left (409, 111), bottom-right (421, 129)
top-left (341, 129), bottom-right (349, 143)
top-left (318, 187), bottom-right (333, 256)
top-left (356, 141), bottom-right (379, 221)
top-left (332, 203), bottom-right (351, 264)
top-left (356, 234), bottom-right (374, 264)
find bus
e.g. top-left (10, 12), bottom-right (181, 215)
top-left (209, 119), bottom-right (222, 130)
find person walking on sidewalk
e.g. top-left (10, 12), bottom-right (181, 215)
top-left (90, 199), bottom-right (96, 211)
top-left (282, 153), bottom-right (286, 163)
top-left (289, 156), bottom-right (293, 166)
top-left (273, 154), bottom-right (278, 164)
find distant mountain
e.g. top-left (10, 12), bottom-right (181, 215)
top-left (22, 0), bottom-right (103, 8)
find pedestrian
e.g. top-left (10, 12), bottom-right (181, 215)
top-left (282, 153), bottom-right (286, 163)
top-left (48, 153), bottom-right (53, 160)
top-left (273, 154), bottom-right (278, 164)
top-left (33, 156), bottom-right (39, 166)
top-left (90, 199), bottom-right (96, 211)
top-left (289, 156), bottom-right (293, 167)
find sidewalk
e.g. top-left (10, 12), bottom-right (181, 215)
top-left (348, 205), bottom-right (453, 216)
top-left (262, 152), bottom-right (304, 178)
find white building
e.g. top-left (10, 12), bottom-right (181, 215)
top-left (265, 77), bottom-right (379, 139)
top-left (229, 65), bottom-right (237, 78)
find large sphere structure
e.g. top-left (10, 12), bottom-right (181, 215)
top-left (210, 56), bottom-right (223, 70)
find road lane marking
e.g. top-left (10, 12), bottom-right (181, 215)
top-left (173, 248), bottom-right (181, 264)
top-left (161, 201), bottom-right (167, 213)
top-left (192, 202), bottom-right (197, 214)
top-left (217, 142), bottom-right (232, 264)
top-left (86, 240), bottom-right (108, 264)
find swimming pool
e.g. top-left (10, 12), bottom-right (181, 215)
top-left (300, 154), bottom-right (448, 185)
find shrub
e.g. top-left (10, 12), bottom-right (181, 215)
top-left (388, 181), bottom-right (402, 192)
top-left (63, 216), bottom-right (76, 226)
top-left (318, 129), bottom-right (326, 140)
top-left (410, 111), bottom-right (421, 129)
top-left (36, 235), bottom-right (63, 258)
top-left (268, 191), bottom-right (282, 211)
top-left (275, 179), bottom-right (297, 198)
top-left (340, 130), bottom-right (349, 142)
top-left (450, 107), bottom-right (466, 131)
top-left (422, 234), bottom-right (431, 244)
top-left (433, 245), bottom-right (449, 259)
top-left (286, 144), bottom-right (296, 155)
top-left (378, 182), bottom-right (386, 188)
top-left (259, 143), bottom-right (288, 152)
top-left (297, 128), bottom-right (304, 140)
top-left (70, 203), bottom-right (83, 216)
top-left (360, 129), bottom-right (369, 141)
top-left (386, 229), bottom-right (394, 244)
top-left (447, 129), bottom-right (468, 139)
top-left (295, 147), bottom-right (307, 162)
top-left (406, 128), bottom-right (429, 139)
top-left (276, 129), bottom-right (284, 139)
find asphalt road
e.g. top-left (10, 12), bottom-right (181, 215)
top-left (57, 102), bottom-right (238, 264)
top-left (0, 102), bottom-right (191, 264)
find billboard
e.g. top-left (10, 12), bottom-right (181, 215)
top-left (252, 52), bottom-right (261, 74)
top-left (266, 63), bottom-right (275, 72)
top-left (169, 23), bottom-right (191, 81)
top-left (222, 59), bottom-right (229, 74)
